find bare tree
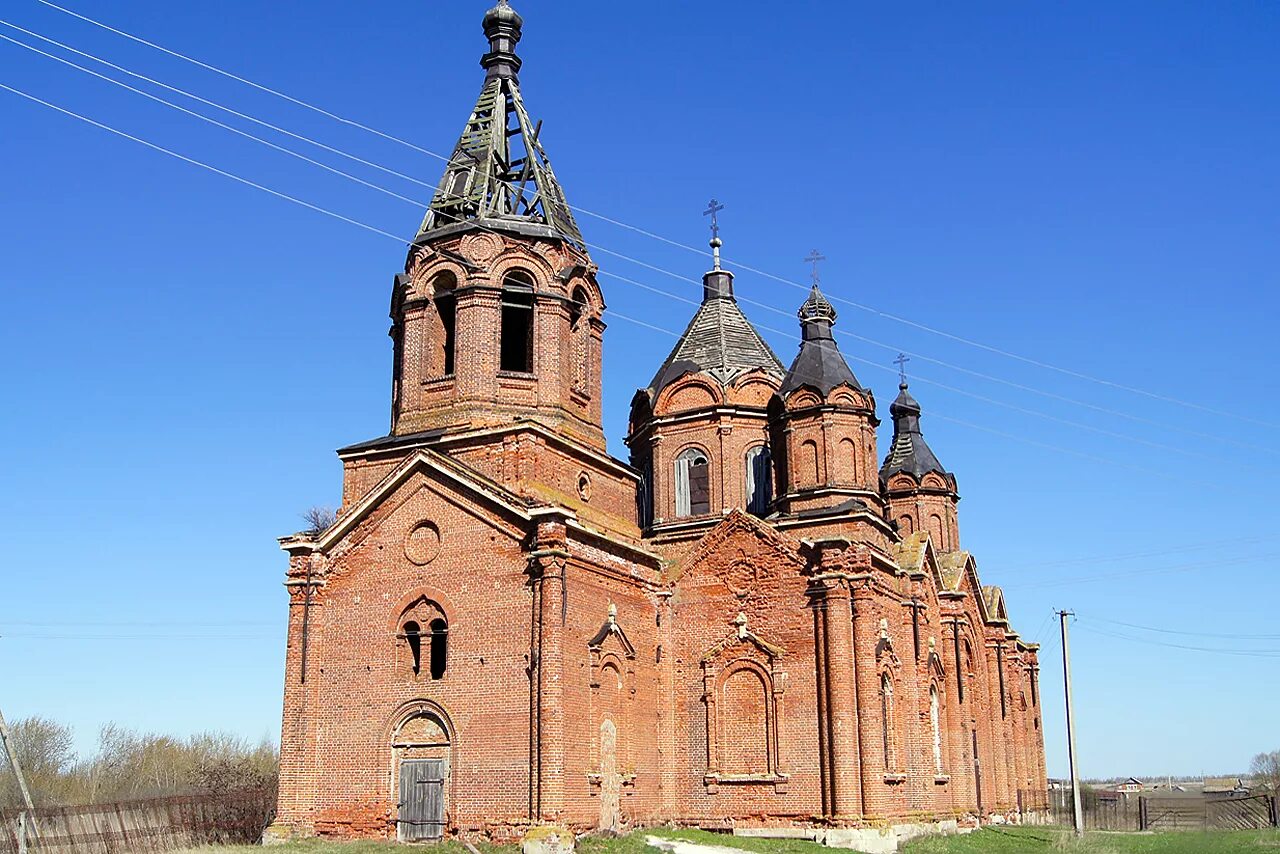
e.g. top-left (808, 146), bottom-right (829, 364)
top-left (0, 716), bottom-right (75, 807)
top-left (301, 505), bottom-right (337, 535)
top-left (1251, 750), bottom-right (1280, 794)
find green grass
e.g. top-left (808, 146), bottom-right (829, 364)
top-left (901, 826), bottom-right (1280, 853)
top-left (178, 826), bottom-right (1280, 854)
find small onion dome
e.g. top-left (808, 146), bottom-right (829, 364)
top-left (799, 283), bottom-right (837, 326)
top-left (484, 0), bottom-right (523, 33)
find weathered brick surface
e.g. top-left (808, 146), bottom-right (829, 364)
top-left (272, 173), bottom-right (1045, 846)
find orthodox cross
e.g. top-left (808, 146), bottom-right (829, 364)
top-left (804, 249), bottom-right (826, 286)
top-left (894, 352), bottom-right (911, 384)
top-left (704, 198), bottom-right (725, 269)
top-left (703, 198), bottom-right (724, 239)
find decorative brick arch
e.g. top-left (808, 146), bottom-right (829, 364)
top-left (387, 586), bottom-right (459, 634)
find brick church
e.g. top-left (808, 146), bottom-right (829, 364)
top-left (271, 2), bottom-right (1047, 843)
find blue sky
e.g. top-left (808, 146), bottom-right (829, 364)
top-left (1, 0), bottom-right (1277, 780)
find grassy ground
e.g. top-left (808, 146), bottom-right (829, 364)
top-left (177, 826), bottom-right (1280, 854)
top-left (901, 825), bottom-right (1280, 853)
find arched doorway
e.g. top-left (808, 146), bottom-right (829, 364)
top-left (392, 708), bottom-right (451, 841)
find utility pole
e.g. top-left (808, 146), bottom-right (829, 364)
top-left (1059, 610), bottom-right (1083, 836)
top-left (0, 705), bottom-right (40, 848)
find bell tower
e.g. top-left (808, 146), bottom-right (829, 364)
top-left (389, 1), bottom-right (605, 450)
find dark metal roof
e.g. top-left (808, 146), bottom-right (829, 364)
top-left (645, 269), bottom-right (784, 397)
top-left (416, 2), bottom-right (584, 249)
top-left (879, 383), bottom-right (951, 482)
top-left (337, 428), bottom-right (448, 456)
top-left (778, 284), bottom-right (863, 397)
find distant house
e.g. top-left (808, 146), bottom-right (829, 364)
top-left (1204, 777), bottom-right (1249, 796)
top-left (1115, 778), bottom-right (1144, 794)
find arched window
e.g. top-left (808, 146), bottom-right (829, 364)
top-left (880, 673), bottom-right (896, 770)
top-left (569, 286), bottom-right (590, 395)
top-left (800, 439), bottom-right (819, 485)
top-left (500, 270), bottom-right (535, 373)
top-left (637, 456), bottom-right (655, 528)
top-left (744, 445), bottom-right (772, 517)
top-left (898, 515), bottom-right (914, 535)
top-left (674, 448), bottom-right (710, 518)
top-left (429, 617), bottom-right (448, 680)
top-left (432, 272), bottom-right (457, 376)
top-left (930, 684), bottom-right (943, 773)
top-left (404, 621), bottom-right (423, 675)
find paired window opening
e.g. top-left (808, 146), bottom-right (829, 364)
top-left (400, 604), bottom-right (448, 680)
top-left (745, 445), bottom-right (772, 517)
top-left (674, 448), bottom-right (710, 518)
top-left (500, 271), bottom-right (535, 373)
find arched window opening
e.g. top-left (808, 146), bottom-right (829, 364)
top-left (675, 448), bottom-right (710, 518)
top-left (433, 272), bottom-right (457, 376)
top-left (930, 684), bottom-right (943, 774)
top-left (745, 445), bottom-right (772, 517)
top-left (636, 456), bottom-right (654, 527)
top-left (429, 617), bottom-right (448, 680)
top-left (570, 286), bottom-right (590, 395)
top-left (880, 673), bottom-right (896, 770)
top-left (800, 439), bottom-right (819, 485)
top-left (446, 167), bottom-right (470, 201)
top-left (403, 621), bottom-right (422, 675)
top-left (398, 598), bottom-right (447, 680)
top-left (500, 271), bottom-right (535, 373)
top-left (898, 515), bottom-right (914, 536)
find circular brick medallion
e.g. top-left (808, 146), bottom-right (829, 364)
top-left (404, 521), bottom-right (442, 565)
top-left (460, 233), bottom-right (502, 264)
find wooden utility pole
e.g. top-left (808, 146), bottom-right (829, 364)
top-left (1059, 610), bottom-right (1083, 836)
top-left (0, 705), bottom-right (40, 846)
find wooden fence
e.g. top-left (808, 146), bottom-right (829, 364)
top-left (0, 788), bottom-right (274, 854)
top-left (1049, 787), bottom-right (1279, 832)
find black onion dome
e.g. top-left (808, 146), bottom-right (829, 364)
top-left (483, 0), bottom-right (523, 31)
top-left (880, 382), bottom-right (950, 482)
top-left (778, 285), bottom-right (863, 397)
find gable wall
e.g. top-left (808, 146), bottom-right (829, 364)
top-left (287, 472), bottom-right (539, 837)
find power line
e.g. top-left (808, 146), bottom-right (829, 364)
top-left (1002, 552), bottom-right (1280, 591)
top-left (6, 17), bottom-right (1276, 462)
top-left (0, 78), bottom-right (1242, 492)
top-left (1073, 623), bottom-right (1280, 659)
top-left (27, 0), bottom-right (1280, 431)
top-left (1005, 534), bottom-right (1273, 570)
top-left (0, 83), bottom-right (406, 241)
top-left (1077, 614), bottom-right (1280, 641)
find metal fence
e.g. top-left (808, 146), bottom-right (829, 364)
top-left (1048, 786), bottom-right (1279, 832)
top-left (0, 788), bottom-right (274, 854)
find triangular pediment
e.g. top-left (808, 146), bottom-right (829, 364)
top-left (281, 449), bottom-right (544, 556)
top-left (668, 509), bottom-right (803, 587)
top-left (587, 606), bottom-right (637, 659)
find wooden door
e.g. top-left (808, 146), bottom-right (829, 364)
top-left (399, 759), bottom-right (445, 841)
